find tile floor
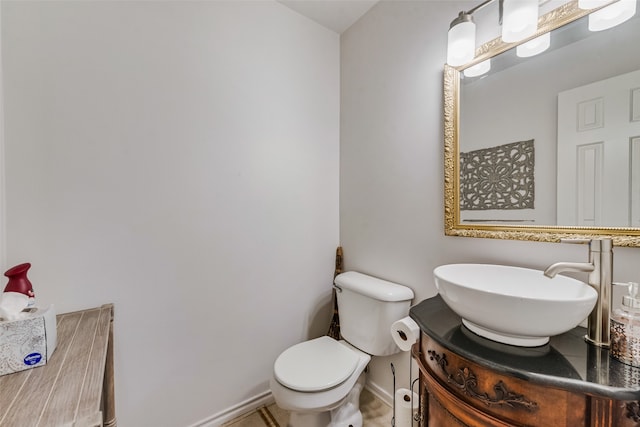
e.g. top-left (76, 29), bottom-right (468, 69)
top-left (223, 388), bottom-right (392, 427)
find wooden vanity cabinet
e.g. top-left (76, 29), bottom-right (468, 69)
top-left (410, 297), bottom-right (640, 427)
top-left (415, 337), bottom-right (640, 426)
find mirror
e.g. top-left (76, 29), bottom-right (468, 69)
top-left (444, 0), bottom-right (640, 246)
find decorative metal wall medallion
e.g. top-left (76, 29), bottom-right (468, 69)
top-left (427, 349), bottom-right (538, 412)
top-left (460, 139), bottom-right (535, 211)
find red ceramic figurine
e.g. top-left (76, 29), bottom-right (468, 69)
top-left (4, 263), bottom-right (35, 299)
top-left (0, 263), bottom-right (35, 321)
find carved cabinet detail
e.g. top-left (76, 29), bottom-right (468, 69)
top-left (415, 334), bottom-right (640, 427)
top-left (426, 349), bottom-right (538, 412)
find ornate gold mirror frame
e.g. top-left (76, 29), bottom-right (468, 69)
top-left (444, 0), bottom-right (640, 247)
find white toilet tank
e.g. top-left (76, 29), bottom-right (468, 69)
top-left (334, 271), bottom-right (414, 356)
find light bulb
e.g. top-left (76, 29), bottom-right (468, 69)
top-left (579, 0), bottom-right (609, 9)
top-left (464, 59), bottom-right (491, 77)
top-left (588, 0), bottom-right (636, 31)
top-left (447, 12), bottom-right (476, 66)
top-left (502, 0), bottom-right (539, 43)
top-left (516, 32), bottom-right (551, 57)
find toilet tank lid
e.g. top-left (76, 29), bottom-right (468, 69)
top-left (334, 271), bottom-right (414, 302)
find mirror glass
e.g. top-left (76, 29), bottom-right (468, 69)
top-left (445, 0), bottom-right (640, 245)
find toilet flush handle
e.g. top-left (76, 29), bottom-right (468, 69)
top-left (333, 284), bottom-right (342, 293)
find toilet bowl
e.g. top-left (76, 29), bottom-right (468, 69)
top-left (270, 272), bottom-right (414, 427)
top-left (269, 337), bottom-right (370, 427)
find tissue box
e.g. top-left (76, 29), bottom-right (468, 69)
top-left (0, 305), bottom-right (57, 376)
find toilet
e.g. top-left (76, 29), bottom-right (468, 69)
top-left (270, 271), bottom-right (414, 427)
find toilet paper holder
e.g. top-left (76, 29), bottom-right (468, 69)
top-left (391, 363), bottom-right (397, 427)
top-left (390, 362), bottom-right (422, 427)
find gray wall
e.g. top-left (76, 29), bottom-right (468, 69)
top-left (340, 0), bottom-right (640, 400)
top-left (1, 1), bottom-right (339, 425)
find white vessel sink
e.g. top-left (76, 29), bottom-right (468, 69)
top-left (433, 263), bottom-right (598, 347)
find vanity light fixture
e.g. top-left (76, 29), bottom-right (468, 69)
top-left (516, 32), bottom-right (551, 57)
top-left (463, 59), bottom-right (491, 77)
top-left (447, 0), bottom-right (636, 66)
top-left (588, 0), bottom-right (636, 31)
top-left (446, 0), bottom-right (541, 66)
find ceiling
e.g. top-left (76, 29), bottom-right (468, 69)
top-left (277, 0), bottom-right (379, 34)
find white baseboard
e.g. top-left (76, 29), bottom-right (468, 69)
top-left (188, 390), bottom-right (275, 427)
top-left (189, 381), bottom-right (393, 427)
top-left (364, 381), bottom-right (393, 408)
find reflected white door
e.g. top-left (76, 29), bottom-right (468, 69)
top-left (557, 69), bottom-right (640, 227)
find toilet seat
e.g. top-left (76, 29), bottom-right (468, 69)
top-left (274, 336), bottom-right (359, 392)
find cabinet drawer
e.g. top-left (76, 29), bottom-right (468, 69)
top-left (422, 371), bottom-right (514, 427)
top-left (419, 335), bottom-right (587, 426)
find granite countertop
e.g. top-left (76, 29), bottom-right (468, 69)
top-left (410, 296), bottom-right (640, 401)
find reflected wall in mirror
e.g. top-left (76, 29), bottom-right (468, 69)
top-left (444, 0), bottom-right (640, 246)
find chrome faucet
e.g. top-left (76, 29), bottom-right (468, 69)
top-left (543, 238), bottom-right (613, 348)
